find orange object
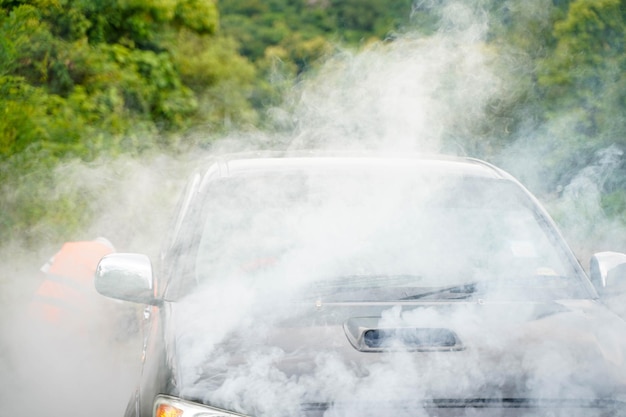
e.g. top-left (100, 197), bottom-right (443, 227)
top-left (44, 240), bottom-right (114, 282)
top-left (30, 238), bottom-right (115, 325)
top-left (154, 404), bottom-right (184, 417)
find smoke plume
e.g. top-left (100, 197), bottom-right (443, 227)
top-left (2, 1), bottom-right (626, 417)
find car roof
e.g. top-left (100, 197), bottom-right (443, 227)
top-left (202, 151), bottom-right (512, 182)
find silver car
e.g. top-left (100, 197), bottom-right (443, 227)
top-left (96, 152), bottom-right (626, 417)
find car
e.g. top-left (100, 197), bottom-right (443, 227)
top-left (96, 151), bottom-right (626, 417)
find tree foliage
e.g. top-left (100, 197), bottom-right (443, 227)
top-left (4, 0), bottom-right (626, 248)
top-left (0, 0), bottom-right (256, 244)
top-left (529, 0), bottom-right (626, 194)
top-left (219, 0), bottom-right (414, 67)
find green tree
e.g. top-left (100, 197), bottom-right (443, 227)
top-left (0, 0), bottom-right (258, 245)
top-left (538, 0), bottom-right (626, 141)
top-left (525, 0), bottom-right (626, 198)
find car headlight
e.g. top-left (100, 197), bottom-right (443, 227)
top-left (154, 395), bottom-right (249, 417)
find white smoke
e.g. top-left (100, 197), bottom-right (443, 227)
top-left (162, 2), bottom-right (626, 416)
top-left (282, 3), bottom-right (504, 153)
top-left (0, 153), bottom-right (195, 416)
top-left (3, 1), bottom-right (626, 416)
top-left (552, 145), bottom-right (626, 256)
top-left (165, 164), bottom-right (626, 417)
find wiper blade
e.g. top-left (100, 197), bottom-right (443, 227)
top-left (400, 282), bottom-right (480, 300)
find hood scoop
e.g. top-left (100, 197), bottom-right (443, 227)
top-left (344, 317), bottom-right (464, 352)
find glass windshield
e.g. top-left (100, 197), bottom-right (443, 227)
top-left (191, 171), bottom-right (586, 301)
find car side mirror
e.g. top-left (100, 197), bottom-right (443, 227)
top-left (95, 253), bottom-right (159, 305)
top-left (590, 251), bottom-right (626, 296)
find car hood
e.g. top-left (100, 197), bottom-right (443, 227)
top-left (169, 293), bottom-right (626, 416)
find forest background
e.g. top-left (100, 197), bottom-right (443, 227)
top-left (2, 0), bottom-right (626, 263)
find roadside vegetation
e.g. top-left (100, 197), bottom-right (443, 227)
top-left (1, 0), bottom-right (626, 249)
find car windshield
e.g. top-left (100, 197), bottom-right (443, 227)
top-left (190, 170), bottom-right (588, 301)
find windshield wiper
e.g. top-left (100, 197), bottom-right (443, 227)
top-left (400, 282), bottom-right (480, 300)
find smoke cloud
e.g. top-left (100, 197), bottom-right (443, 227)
top-left (166, 163), bottom-right (626, 417)
top-left (2, 1), bottom-right (626, 416)
top-left (282, 5), bottom-right (500, 152)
